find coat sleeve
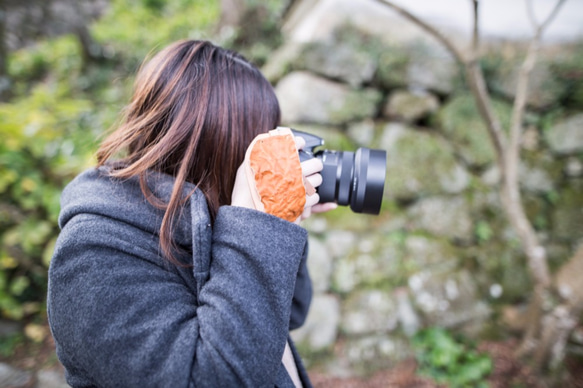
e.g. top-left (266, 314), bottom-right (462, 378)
top-left (289, 246), bottom-right (312, 331)
top-left (47, 206), bottom-right (308, 388)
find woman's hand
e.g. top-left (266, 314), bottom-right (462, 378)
top-left (231, 162), bottom-right (257, 211)
top-left (294, 137), bottom-right (337, 224)
top-left (230, 136), bottom-right (337, 222)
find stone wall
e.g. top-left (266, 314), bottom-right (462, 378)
top-left (266, 1), bottom-right (583, 377)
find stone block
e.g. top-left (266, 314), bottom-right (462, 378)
top-left (275, 71), bottom-right (382, 125)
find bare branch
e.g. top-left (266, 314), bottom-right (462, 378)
top-left (373, 0), bottom-right (507, 168)
top-left (507, 40), bottom-right (538, 179)
top-left (465, 1), bottom-right (508, 166)
top-left (472, 0), bottom-right (479, 53)
top-left (526, 0), bottom-right (538, 31)
top-left (508, 0), bottom-right (567, 195)
top-left (371, 0), bottom-right (467, 65)
top-left (527, 0), bottom-right (566, 36)
top-left (539, 0), bottom-right (566, 33)
top-left (464, 0), bottom-right (506, 167)
top-left (503, 0), bottom-right (566, 290)
top-left (466, 64), bottom-right (507, 168)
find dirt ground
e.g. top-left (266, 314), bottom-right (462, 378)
top-left (3, 324), bottom-right (583, 388)
top-left (308, 340), bottom-right (583, 388)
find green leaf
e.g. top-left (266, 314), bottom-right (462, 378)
top-left (10, 276), bottom-right (30, 296)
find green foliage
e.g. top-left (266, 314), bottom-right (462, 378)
top-left (0, 83), bottom-right (97, 320)
top-left (1, 0), bottom-right (220, 322)
top-left (475, 220), bottom-right (493, 243)
top-left (11, 35), bottom-right (82, 79)
top-left (0, 332), bottom-right (25, 357)
top-left (219, 1), bottom-right (286, 67)
top-left (550, 42), bottom-right (583, 109)
top-left (92, 0), bottom-right (219, 65)
top-left (434, 93), bottom-right (512, 166)
top-left (413, 327), bottom-right (492, 387)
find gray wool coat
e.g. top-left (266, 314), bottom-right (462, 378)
top-left (47, 167), bottom-right (314, 388)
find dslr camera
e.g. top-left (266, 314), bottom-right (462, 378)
top-left (292, 129), bottom-right (387, 215)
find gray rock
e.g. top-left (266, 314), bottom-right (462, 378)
top-left (291, 294), bottom-right (340, 351)
top-left (435, 94), bottom-right (512, 167)
top-left (551, 179), bottom-right (583, 241)
top-left (298, 40), bottom-right (377, 87)
top-left (0, 363), bottom-right (33, 388)
top-left (383, 89), bottom-right (439, 122)
top-left (303, 215), bottom-right (328, 234)
top-left (347, 120), bottom-right (376, 147)
top-left (545, 114), bottom-right (583, 155)
top-left (491, 59), bottom-right (566, 110)
top-left (330, 258), bottom-right (355, 293)
top-left (408, 269), bottom-right (490, 331)
top-left (281, 0), bottom-right (430, 46)
top-left (465, 242), bottom-right (532, 303)
top-left (275, 71), bottom-right (382, 125)
top-left (394, 287), bottom-right (422, 337)
top-left (481, 166), bottom-right (500, 186)
top-left (403, 235), bottom-right (458, 270)
top-left (407, 44), bottom-right (458, 95)
top-left (261, 42), bottom-right (303, 84)
top-left (325, 230), bottom-right (357, 259)
top-left (380, 123), bottom-right (470, 200)
top-left (342, 290), bottom-right (398, 335)
top-left (332, 234), bottom-right (403, 293)
top-left (565, 157), bottom-right (583, 177)
top-left (332, 256), bottom-right (358, 293)
top-left (441, 164), bottom-right (472, 194)
top-left (519, 163), bottom-right (554, 193)
top-left (376, 47), bottom-right (411, 89)
top-left (307, 236), bottom-right (333, 292)
top-left (344, 335), bottom-right (412, 373)
top-left (407, 196), bottom-right (474, 241)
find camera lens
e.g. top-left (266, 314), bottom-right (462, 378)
top-left (316, 148), bottom-right (387, 215)
top-left (351, 148), bottom-right (387, 214)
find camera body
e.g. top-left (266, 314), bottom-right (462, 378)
top-left (291, 129), bottom-right (387, 215)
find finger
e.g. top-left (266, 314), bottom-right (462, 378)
top-left (305, 173), bottom-right (322, 189)
top-left (305, 193), bottom-right (320, 208)
top-left (304, 178), bottom-right (316, 196)
top-left (294, 136), bottom-right (306, 150)
top-left (311, 202), bottom-right (338, 214)
top-left (301, 158), bottom-right (323, 176)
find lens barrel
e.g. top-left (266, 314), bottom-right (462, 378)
top-left (316, 148), bottom-right (387, 215)
top-left (351, 148), bottom-right (387, 214)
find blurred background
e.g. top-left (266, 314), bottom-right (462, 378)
top-left (0, 0), bottom-right (582, 387)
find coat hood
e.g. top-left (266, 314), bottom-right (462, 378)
top-left (58, 166), bottom-right (210, 250)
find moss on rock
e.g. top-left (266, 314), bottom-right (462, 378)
top-left (434, 94), bottom-right (512, 167)
top-left (380, 123), bottom-right (470, 200)
top-left (551, 178), bottom-right (583, 241)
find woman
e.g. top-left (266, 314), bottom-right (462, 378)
top-left (47, 40), bottom-right (335, 387)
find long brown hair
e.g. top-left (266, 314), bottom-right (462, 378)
top-left (96, 40), bottom-right (281, 265)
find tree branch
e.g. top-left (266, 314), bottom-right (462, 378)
top-left (504, 0), bottom-right (566, 288)
top-left (472, 0), bottom-right (479, 53)
top-left (538, 0), bottom-right (566, 32)
top-left (467, 0), bottom-right (506, 168)
top-left (373, 0), bottom-right (507, 168)
top-left (526, 0), bottom-right (538, 31)
top-left (466, 64), bottom-right (507, 169)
